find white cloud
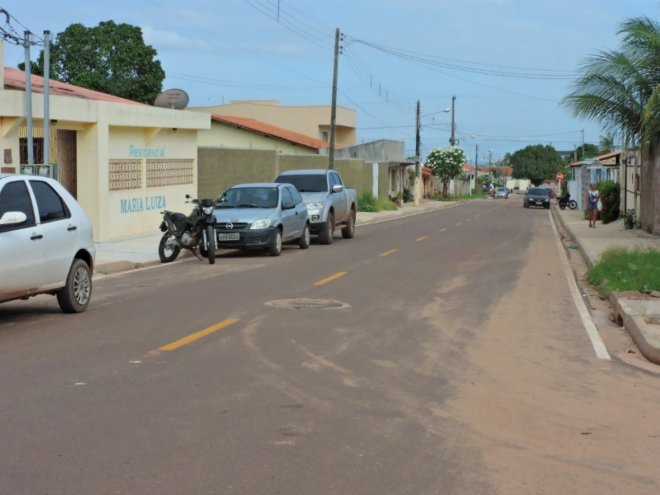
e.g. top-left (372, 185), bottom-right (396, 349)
top-left (142, 25), bottom-right (215, 53)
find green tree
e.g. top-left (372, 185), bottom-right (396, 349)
top-left (426, 146), bottom-right (466, 197)
top-left (562, 15), bottom-right (660, 232)
top-left (23, 21), bottom-right (165, 104)
top-left (509, 144), bottom-right (565, 185)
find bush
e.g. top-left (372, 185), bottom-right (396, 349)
top-left (597, 181), bottom-right (620, 224)
top-left (358, 192), bottom-right (377, 212)
top-left (358, 193), bottom-right (398, 212)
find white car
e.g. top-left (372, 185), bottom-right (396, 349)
top-left (0, 174), bottom-right (96, 312)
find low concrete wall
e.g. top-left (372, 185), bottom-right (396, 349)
top-left (198, 147), bottom-right (390, 200)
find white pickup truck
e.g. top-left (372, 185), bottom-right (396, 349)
top-left (274, 169), bottom-right (357, 244)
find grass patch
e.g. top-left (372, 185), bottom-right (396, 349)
top-left (432, 193), bottom-right (484, 201)
top-left (586, 247), bottom-right (660, 296)
top-left (358, 193), bottom-right (398, 212)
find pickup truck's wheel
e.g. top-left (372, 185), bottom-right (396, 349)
top-left (341, 208), bottom-right (356, 239)
top-left (269, 229), bottom-right (283, 256)
top-left (57, 258), bottom-right (92, 313)
top-left (299, 223), bottom-right (310, 249)
top-left (319, 213), bottom-right (334, 245)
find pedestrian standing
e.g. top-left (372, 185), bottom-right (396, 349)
top-left (586, 183), bottom-right (600, 228)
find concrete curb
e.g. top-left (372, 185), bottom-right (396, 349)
top-left (609, 294), bottom-right (660, 365)
top-left (550, 204), bottom-right (595, 267)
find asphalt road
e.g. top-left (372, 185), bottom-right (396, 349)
top-left (1, 199), bottom-right (658, 494)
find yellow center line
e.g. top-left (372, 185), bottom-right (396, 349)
top-left (159, 318), bottom-right (240, 352)
top-left (416, 236), bottom-right (428, 242)
top-left (438, 228), bottom-right (448, 233)
top-left (314, 271), bottom-right (347, 286)
top-left (379, 248), bottom-right (398, 257)
top-left (455, 222), bottom-right (462, 226)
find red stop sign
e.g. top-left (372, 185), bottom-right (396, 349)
top-left (556, 172), bottom-right (564, 181)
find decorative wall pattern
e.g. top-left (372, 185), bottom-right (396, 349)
top-left (146, 159), bottom-right (194, 187)
top-left (109, 159), bottom-right (143, 190)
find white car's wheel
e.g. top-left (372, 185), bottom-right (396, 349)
top-left (57, 259), bottom-right (92, 313)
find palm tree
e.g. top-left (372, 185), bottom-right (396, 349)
top-left (598, 134), bottom-right (616, 154)
top-left (563, 16), bottom-right (660, 232)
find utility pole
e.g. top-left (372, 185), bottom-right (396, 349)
top-left (43, 30), bottom-right (50, 172)
top-left (414, 100), bottom-right (421, 205)
top-left (24, 31), bottom-right (34, 167)
top-left (474, 143), bottom-right (479, 194)
top-left (328, 28), bottom-right (340, 170)
top-left (449, 95), bottom-right (456, 146)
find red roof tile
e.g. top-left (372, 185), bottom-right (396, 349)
top-left (212, 114), bottom-right (328, 150)
top-left (3, 67), bottom-right (143, 105)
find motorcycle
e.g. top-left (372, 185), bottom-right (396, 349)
top-left (558, 193), bottom-right (578, 210)
top-left (158, 195), bottom-right (217, 264)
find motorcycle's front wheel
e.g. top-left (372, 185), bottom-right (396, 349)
top-left (206, 225), bottom-right (216, 265)
top-left (568, 200), bottom-right (578, 210)
top-left (158, 233), bottom-right (181, 263)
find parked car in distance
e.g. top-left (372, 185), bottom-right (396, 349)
top-left (495, 187), bottom-right (509, 199)
top-left (0, 174), bottom-right (96, 312)
top-left (274, 169), bottom-right (357, 244)
top-left (523, 187), bottom-right (551, 209)
top-left (213, 183), bottom-right (310, 256)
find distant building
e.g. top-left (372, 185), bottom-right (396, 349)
top-left (190, 100), bottom-right (357, 149)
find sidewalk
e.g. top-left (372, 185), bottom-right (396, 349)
top-left (93, 198), bottom-right (458, 275)
top-left (552, 206), bottom-right (660, 364)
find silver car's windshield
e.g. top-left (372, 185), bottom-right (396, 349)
top-left (216, 187), bottom-right (279, 209)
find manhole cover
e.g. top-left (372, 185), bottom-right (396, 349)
top-left (265, 298), bottom-right (351, 310)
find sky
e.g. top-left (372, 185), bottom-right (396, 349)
top-left (1, 0), bottom-right (658, 163)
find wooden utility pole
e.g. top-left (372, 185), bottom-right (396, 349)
top-left (449, 95), bottom-right (456, 146)
top-left (328, 28), bottom-right (340, 169)
top-left (414, 100), bottom-right (421, 205)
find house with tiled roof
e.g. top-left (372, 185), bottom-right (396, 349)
top-left (191, 100), bottom-right (356, 149)
top-left (202, 115), bottom-right (328, 154)
top-left (1, 43), bottom-right (210, 242)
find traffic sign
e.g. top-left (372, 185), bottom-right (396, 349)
top-left (556, 172), bottom-right (564, 181)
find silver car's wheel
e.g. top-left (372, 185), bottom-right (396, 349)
top-left (299, 223), bottom-right (310, 249)
top-left (269, 229), bottom-right (282, 256)
top-left (57, 259), bottom-right (92, 313)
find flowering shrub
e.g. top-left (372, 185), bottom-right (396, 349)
top-left (426, 146), bottom-right (467, 196)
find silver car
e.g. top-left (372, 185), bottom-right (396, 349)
top-left (213, 183), bottom-right (310, 256)
top-left (0, 174), bottom-right (96, 312)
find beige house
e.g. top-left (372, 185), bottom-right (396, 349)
top-left (1, 43), bottom-right (210, 242)
top-left (200, 114), bottom-right (328, 155)
top-left (191, 100), bottom-right (357, 149)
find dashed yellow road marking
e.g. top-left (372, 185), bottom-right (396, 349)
top-left (439, 228), bottom-right (448, 233)
top-left (416, 236), bottom-right (428, 242)
top-left (159, 318), bottom-right (240, 351)
top-left (455, 222), bottom-right (462, 226)
top-left (379, 249), bottom-right (398, 257)
top-left (314, 271), bottom-right (347, 286)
